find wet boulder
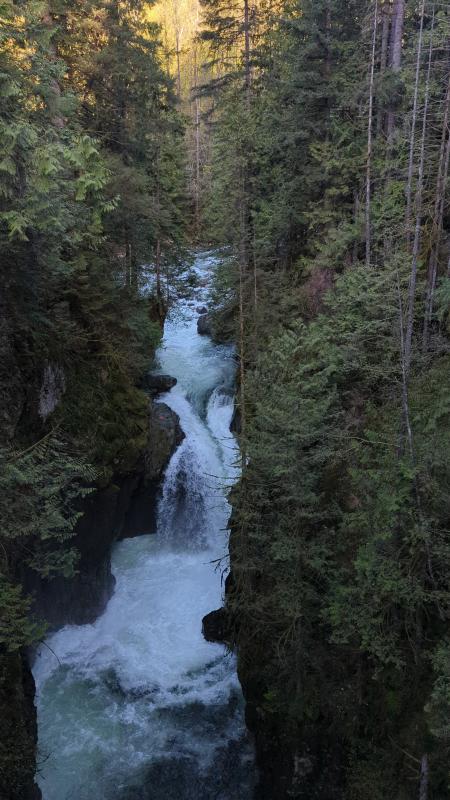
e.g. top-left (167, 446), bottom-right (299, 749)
top-left (122, 402), bottom-right (184, 539)
top-left (230, 403), bottom-right (241, 435)
top-left (197, 313), bottom-right (212, 336)
top-left (202, 607), bottom-right (231, 644)
top-left (146, 402), bottom-right (184, 481)
top-left (141, 373), bottom-right (177, 397)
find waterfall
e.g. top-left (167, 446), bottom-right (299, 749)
top-left (32, 252), bottom-right (255, 800)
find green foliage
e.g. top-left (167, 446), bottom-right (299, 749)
top-left (0, 438), bottom-right (94, 567)
top-left (0, 581), bottom-right (44, 653)
top-left (203, 0), bottom-right (450, 795)
top-left (0, 0), bottom-right (185, 672)
top-left (0, 436), bottom-right (94, 649)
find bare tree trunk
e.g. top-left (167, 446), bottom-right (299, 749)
top-left (423, 75), bottom-right (450, 350)
top-left (155, 238), bottom-right (162, 301)
top-left (195, 95), bottom-right (201, 227)
top-left (380, 1), bottom-right (390, 72)
top-left (163, 26), bottom-right (171, 75)
top-left (377, 1), bottom-right (391, 133)
top-left (253, 248), bottom-right (258, 311)
top-left (238, 241), bottom-right (247, 468)
top-left (325, 4), bottom-right (332, 80)
top-left (386, 0), bottom-right (405, 142)
top-left (238, 256), bottom-right (246, 455)
top-left (125, 230), bottom-right (133, 288)
top-left (194, 49), bottom-right (201, 234)
top-left (390, 0), bottom-right (405, 69)
top-left (405, 0), bottom-right (426, 250)
top-left (419, 755), bottom-right (429, 800)
top-left (42, 7), bottom-right (65, 129)
top-left (244, 0), bottom-right (251, 105)
top-left (396, 270), bottom-right (415, 462)
top-left (366, 0), bottom-right (379, 268)
top-left (238, 162), bottom-right (249, 457)
top-left (405, 7), bottom-right (435, 376)
top-left (353, 191), bottom-right (360, 263)
top-left (175, 29), bottom-right (182, 98)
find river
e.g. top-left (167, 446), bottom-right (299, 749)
top-left (32, 252), bottom-right (255, 800)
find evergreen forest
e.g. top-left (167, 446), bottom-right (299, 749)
top-left (1, 1), bottom-right (450, 799)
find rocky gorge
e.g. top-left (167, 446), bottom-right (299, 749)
top-left (26, 252), bottom-right (255, 800)
top-left (1, 365), bottom-right (184, 800)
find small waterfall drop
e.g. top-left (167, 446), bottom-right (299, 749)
top-left (32, 252), bottom-right (255, 800)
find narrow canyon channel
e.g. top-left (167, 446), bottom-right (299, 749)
top-left (32, 253), bottom-right (255, 800)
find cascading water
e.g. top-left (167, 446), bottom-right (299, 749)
top-left (32, 253), bottom-right (255, 800)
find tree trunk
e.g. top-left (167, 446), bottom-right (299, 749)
top-left (41, 7), bottom-right (65, 129)
top-left (390, 0), bottom-right (405, 70)
top-left (386, 0), bottom-right (405, 141)
top-left (380, 2), bottom-right (390, 73)
top-left (325, 4), bottom-right (332, 80)
top-left (405, 7), bottom-right (435, 376)
top-left (366, 0), bottom-right (379, 268)
top-left (377, 1), bottom-right (391, 133)
top-left (125, 229), bottom-right (132, 288)
top-left (423, 75), bottom-right (450, 350)
top-left (155, 238), bottom-right (162, 301)
top-left (194, 50), bottom-right (201, 235)
top-left (238, 158), bottom-right (249, 456)
top-left (396, 270), bottom-right (415, 462)
top-left (244, 0), bottom-right (251, 105)
top-left (175, 29), bottom-right (182, 98)
top-left (419, 755), bottom-right (429, 800)
top-left (405, 0), bottom-right (426, 250)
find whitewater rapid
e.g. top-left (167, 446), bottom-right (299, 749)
top-left (32, 252), bottom-right (254, 800)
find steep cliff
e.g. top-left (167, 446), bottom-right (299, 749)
top-left (2, 391), bottom-right (182, 800)
top-left (26, 399), bottom-right (183, 628)
top-left (0, 653), bottom-right (41, 800)
top-left (0, 282), bottom-right (183, 798)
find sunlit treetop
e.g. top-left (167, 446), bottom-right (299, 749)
top-left (147, 0), bottom-right (204, 100)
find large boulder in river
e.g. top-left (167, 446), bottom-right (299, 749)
top-left (202, 607), bottom-right (231, 644)
top-left (146, 402), bottom-right (184, 481)
top-left (120, 402), bottom-right (184, 540)
top-left (230, 403), bottom-right (241, 435)
top-left (141, 373), bottom-right (177, 397)
top-left (197, 313), bottom-right (212, 336)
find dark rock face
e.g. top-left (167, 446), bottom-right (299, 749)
top-left (27, 401), bottom-right (184, 627)
top-left (26, 475), bottom-right (141, 627)
top-left (146, 402), bottom-right (184, 481)
top-left (14, 399), bottom-right (184, 799)
top-left (0, 308), bottom-right (43, 448)
top-left (230, 402), bottom-right (241, 435)
top-left (245, 700), bottom-right (345, 800)
top-left (141, 373), bottom-right (177, 397)
top-left (202, 608), bottom-right (231, 644)
top-left (0, 315), bottom-right (25, 446)
top-left (197, 313), bottom-right (212, 336)
top-left (122, 402), bottom-right (184, 539)
top-left (0, 653), bottom-right (42, 800)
